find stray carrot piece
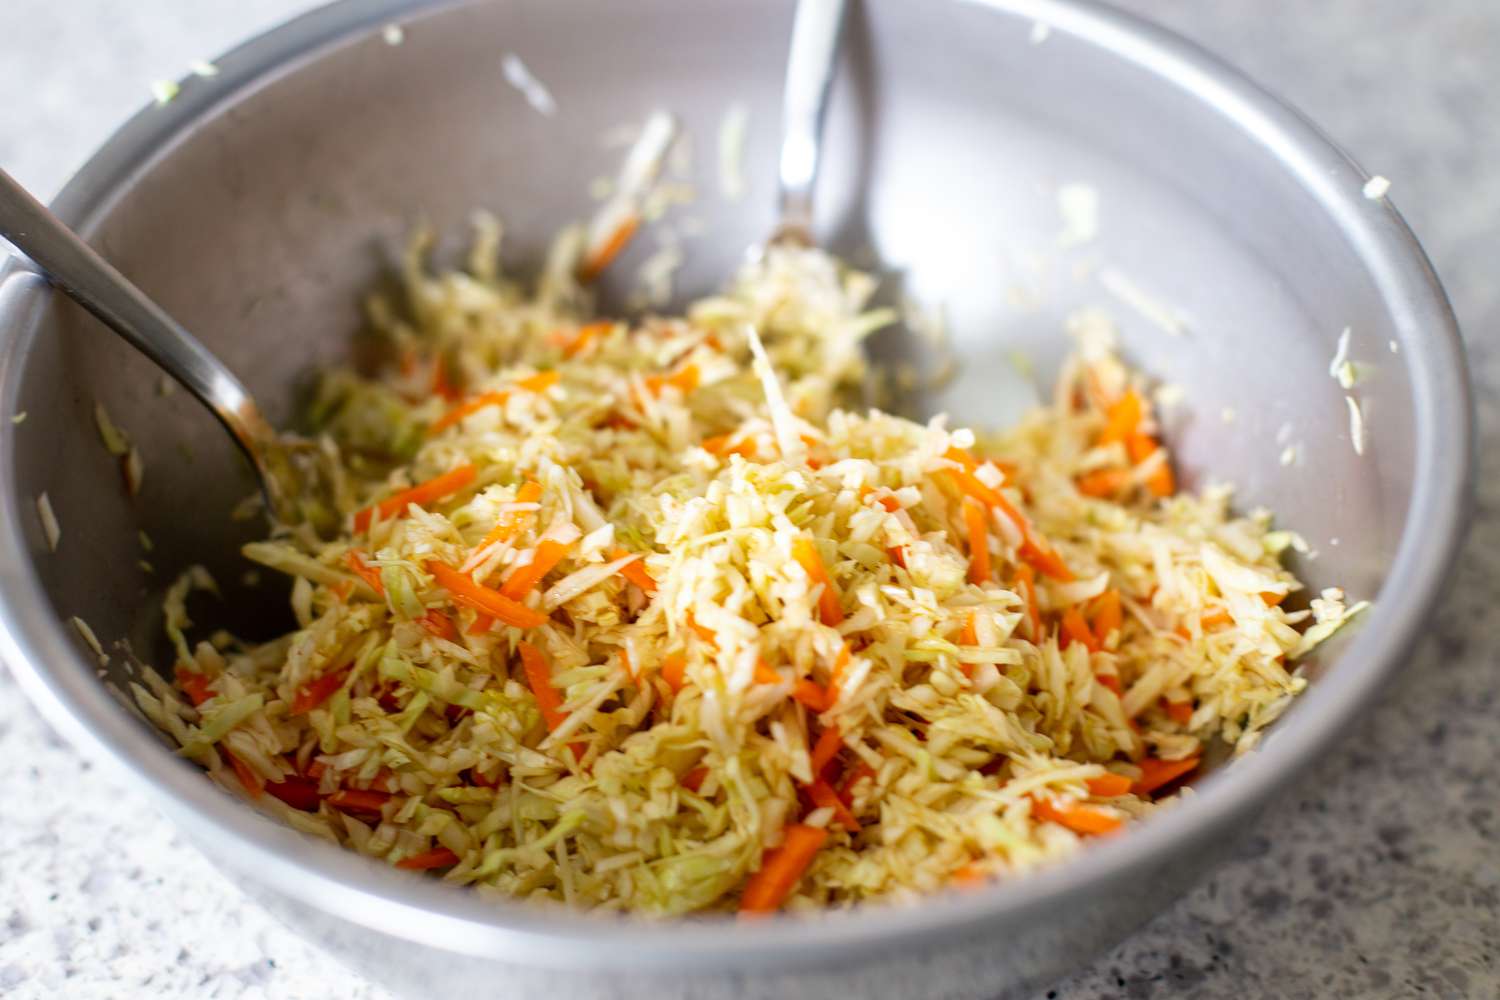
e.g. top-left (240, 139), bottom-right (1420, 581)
top-left (1165, 698), bottom-right (1194, 725)
top-left (791, 536), bottom-right (844, 626)
top-left (265, 775), bottom-right (322, 811)
top-left (958, 614), bottom-right (979, 679)
top-left (753, 660), bottom-right (785, 686)
top-left (430, 356), bottom-right (459, 402)
top-left (642, 363), bottom-right (701, 401)
top-left (1200, 607), bottom-right (1233, 629)
top-left (681, 766), bottom-right (709, 793)
top-left (989, 488), bottom-right (1073, 582)
top-left (1076, 467), bottom-right (1129, 498)
top-left (346, 551), bottom-right (385, 596)
top-left (837, 761), bottom-right (876, 805)
top-left (809, 726), bottom-right (843, 777)
top-left (559, 321), bottom-right (614, 358)
top-left (1261, 591), bottom-right (1285, 606)
top-left (1060, 606), bottom-right (1100, 653)
top-left (609, 548), bottom-right (658, 593)
top-left (305, 761), bottom-right (327, 780)
top-left (618, 645), bottom-right (636, 680)
top-left (940, 466), bottom-right (1006, 509)
top-left (429, 391), bottom-right (509, 435)
top-left (327, 788), bottom-right (392, 818)
top-left (225, 751), bottom-right (263, 798)
top-left (1031, 796), bottom-right (1123, 836)
top-left (1099, 390), bottom-right (1143, 446)
top-left (952, 863), bottom-right (987, 888)
top-left (792, 679), bottom-right (832, 713)
top-left (426, 560), bottom-right (547, 629)
top-left (963, 498), bottom-right (992, 585)
top-left (1096, 673), bottom-right (1123, 697)
top-left (739, 824), bottom-right (828, 914)
top-left (177, 668), bottom-right (214, 707)
top-left (419, 610), bottom-right (457, 642)
top-left (473, 480), bottom-right (543, 555)
top-left (1090, 589), bottom-right (1123, 642)
top-left (517, 641), bottom-right (569, 731)
top-left (807, 779), bottom-right (859, 831)
top-left (1014, 565), bottom-right (1041, 641)
top-left (1130, 433), bottom-right (1176, 496)
top-left (500, 538), bottom-right (574, 600)
top-left (467, 613), bottom-right (495, 635)
top-left (887, 545), bottom-right (908, 569)
top-left (1135, 755), bottom-right (1200, 795)
top-left (291, 668), bottom-right (349, 715)
top-left (685, 612), bottom-right (717, 646)
top-left (514, 370), bottom-right (561, 394)
top-left (827, 643), bottom-right (852, 705)
top-left (1086, 772), bottom-right (1134, 798)
top-left (661, 652), bottom-right (688, 693)
top-left (578, 214), bottom-right (640, 283)
top-left (355, 464), bottom-right (478, 533)
top-left (329, 580), bottom-right (354, 603)
top-left (395, 847), bottom-right (460, 871)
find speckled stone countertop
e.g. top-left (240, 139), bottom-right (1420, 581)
top-left (1, 2), bottom-right (1495, 998)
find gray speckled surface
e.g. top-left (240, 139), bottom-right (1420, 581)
top-left (1, 2), bottom-right (1495, 998)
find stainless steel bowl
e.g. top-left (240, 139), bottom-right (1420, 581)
top-left (0, 1), bottom-right (1472, 998)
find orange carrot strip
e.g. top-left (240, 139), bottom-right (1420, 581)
top-left (395, 848), bottom-right (460, 871)
top-left (940, 466), bottom-right (1005, 509)
top-left (1060, 607), bottom-right (1100, 653)
top-left (792, 679), bottom-right (832, 713)
top-left (177, 668), bottom-right (215, 707)
top-left (753, 660), bottom-right (785, 686)
top-left (578, 214), bottom-right (640, 283)
top-left (963, 498), bottom-right (992, 585)
top-left (418, 610), bottom-right (457, 642)
top-left (827, 644), bottom-right (852, 705)
top-left (225, 751), bottom-right (264, 798)
top-left (1076, 467), bottom-right (1129, 498)
top-left (661, 653), bottom-right (688, 693)
top-left (1165, 698), bottom-right (1194, 725)
top-left (739, 824), bottom-right (828, 914)
top-left (327, 788), bottom-right (391, 818)
top-left (346, 551), bottom-right (385, 596)
top-left (686, 612), bottom-right (717, 646)
top-left (681, 766), bottom-right (709, 793)
top-left (291, 667), bottom-right (350, 715)
top-left (1086, 773), bottom-right (1134, 798)
top-left (807, 779), bottom-right (859, 831)
top-left (499, 538), bottom-right (574, 600)
top-left (1134, 755), bottom-right (1200, 796)
top-left (430, 356), bottom-right (459, 402)
top-left (1261, 591), bottom-right (1285, 606)
top-left (609, 548), bottom-right (657, 594)
top-left (355, 464), bottom-right (477, 533)
top-left (467, 613), bottom-right (495, 635)
top-left (617, 645), bottom-right (636, 680)
top-left (958, 614), bottom-right (979, 679)
top-left (1014, 565), bottom-right (1041, 641)
top-left (792, 536), bottom-right (844, 626)
top-left (837, 761), bottom-right (875, 805)
top-left (429, 391), bottom-right (509, 435)
top-left (952, 863), bottom-right (987, 888)
top-left (1032, 796), bottom-right (1123, 836)
top-left (1096, 673), bottom-right (1123, 697)
top-left (426, 561), bottom-right (547, 629)
top-left (1128, 432), bottom-right (1176, 496)
top-left (559, 321), bottom-right (614, 358)
top-left (642, 363), bottom-right (701, 400)
top-left (1090, 589), bottom-right (1123, 641)
top-left (809, 726), bottom-right (843, 777)
top-left (473, 480), bottom-right (543, 555)
top-left (1200, 607), bottom-right (1233, 629)
top-left (514, 370), bottom-right (561, 394)
top-left (1099, 390), bottom-right (1143, 446)
top-left (517, 641), bottom-right (568, 731)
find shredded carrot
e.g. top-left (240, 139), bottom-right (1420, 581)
top-left (354, 464), bottom-right (477, 533)
top-left (963, 498), bottom-right (992, 585)
top-left (739, 824), bottom-right (828, 914)
top-left (327, 788), bottom-right (391, 817)
top-left (807, 779), bottom-right (859, 830)
top-left (329, 580), bottom-right (354, 603)
top-left (792, 679), bottom-right (832, 713)
top-left (514, 370), bottom-right (561, 394)
top-left (826, 643), bottom-right (852, 705)
top-left (429, 391), bottom-right (508, 435)
top-left (661, 652), bottom-right (687, 693)
top-left (642, 362), bottom-right (701, 400)
top-left (1076, 467), bottom-right (1129, 497)
top-left (1090, 589), bottom-right (1123, 641)
top-left (1060, 606), bottom-right (1100, 653)
top-left (1032, 796), bottom-right (1123, 836)
top-left (859, 484), bottom-right (903, 513)
top-left (791, 536), bottom-right (844, 626)
top-left (809, 726), bottom-right (843, 777)
top-left (1099, 390), bottom-right (1143, 446)
top-left (500, 538), bottom-right (574, 600)
top-left (472, 480), bottom-right (543, 555)
top-left (1096, 673), bottom-right (1123, 697)
top-left (681, 766), bottom-right (709, 793)
top-left (430, 355), bottom-right (459, 401)
top-left (225, 751), bottom-right (263, 797)
top-left (264, 775), bottom-right (322, 811)
top-left (291, 668), bottom-right (349, 715)
top-left (176, 668), bottom-right (214, 706)
top-left (395, 847), bottom-right (460, 871)
top-left (345, 551), bottom-right (385, 596)
top-left (837, 761), bottom-right (876, 804)
top-left (1086, 773), bottom-right (1134, 798)
top-left (558, 320), bottom-right (614, 357)
top-left (1129, 432), bottom-right (1176, 496)
top-left (425, 560), bottom-right (547, 629)
top-left (1014, 565), bottom-right (1041, 641)
top-left (617, 645), bottom-right (636, 680)
top-left (958, 614), bottom-right (979, 679)
top-left (1261, 590), bottom-right (1285, 606)
top-left (951, 863), bottom-right (987, 888)
top-left (940, 466), bottom-right (1005, 509)
top-left (1200, 607), bottom-right (1233, 629)
top-left (578, 214), bottom-right (640, 283)
top-left (418, 610), bottom-right (457, 642)
top-left (1164, 698), bottom-right (1194, 725)
top-left (517, 641), bottom-right (569, 731)
top-left (1135, 755), bottom-right (1200, 795)
top-left (702, 433), bottom-right (757, 459)
top-left (685, 612), bottom-right (717, 646)
top-left (753, 660), bottom-right (784, 686)
top-left (467, 613), bottom-right (495, 635)
top-left (609, 547), bottom-right (658, 593)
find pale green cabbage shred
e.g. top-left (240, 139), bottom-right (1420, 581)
top-left (135, 227), bottom-right (1363, 914)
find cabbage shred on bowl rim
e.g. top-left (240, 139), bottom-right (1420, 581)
top-left (131, 225), bottom-right (1365, 915)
